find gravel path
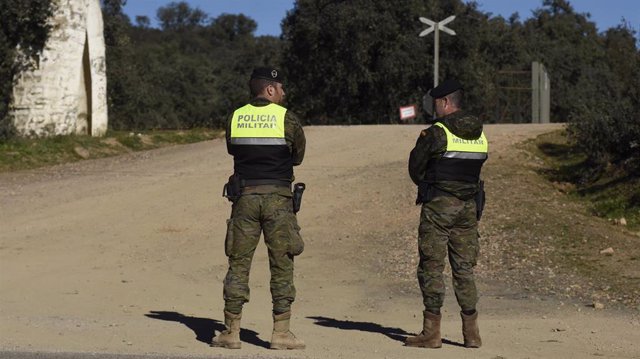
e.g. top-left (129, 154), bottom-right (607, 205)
top-left (1, 124), bottom-right (638, 358)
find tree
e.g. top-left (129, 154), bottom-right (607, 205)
top-left (135, 16), bottom-right (151, 29)
top-left (519, 0), bottom-right (606, 121)
top-left (209, 13), bottom-right (257, 41)
top-left (0, 0), bottom-right (56, 140)
top-left (98, 0), bottom-right (637, 182)
top-left (601, 23), bottom-right (640, 109)
top-left (206, 14), bottom-right (279, 127)
top-left (157, 1), bottom-right (208, 31)
top-left (102, 1), bottom-right (279, 130)
top-left (101, 0), bottom-right (138, 130)
top-left (102, 0), bottom-right (131, 45)
top-left (567, 22), bottom-right (640, 177)
top-left (282, 0), bottom-right (498, 124)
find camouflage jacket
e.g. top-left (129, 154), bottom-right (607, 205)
top-left (408, 110), bottom-right (485, 199)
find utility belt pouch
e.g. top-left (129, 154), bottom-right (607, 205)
top-left (292, 183), bottom-right (306, 214)
top-left (223, 174), bottom-right (242, 202)
top-left (288, 220), bottom-right (304, 256)
top-left (475, 180), bottom-right (486, 221)
top-left (416, 182), bottom-right (434, 205)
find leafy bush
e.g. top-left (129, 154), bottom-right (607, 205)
top-left (102, 1), bottom-right (279, 131)
top-left (0, 0), bottom-right (56, 141)
top-left (569, 104), bottom-right (640, 179)
top-left (567, 22), bottom-right (640, 179)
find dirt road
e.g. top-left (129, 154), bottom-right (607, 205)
top-left (1, 124), bottom-right (638, 359)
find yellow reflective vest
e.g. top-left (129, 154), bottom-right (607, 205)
top-left (230, 103), bottom-right (287, 145)
top-left (425, 122), bottom-right (488, 183)
top-left (435, 122), bottom-right (488, 160)
top-left (228, 102), bottom-right (293, 181)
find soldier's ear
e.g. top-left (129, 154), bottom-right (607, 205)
top-left (266, 84), bottom-right (276, 97)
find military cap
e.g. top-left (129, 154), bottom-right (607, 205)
top-left (250, 67), bottom-right (283, 83)
top-left (430, 79), bottom-right (463, 99)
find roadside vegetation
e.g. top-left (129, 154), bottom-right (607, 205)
top-left (0, 0), bottom-right (56, 140)
top-left (0, 129), bottom-right (222, 172)
top-left (2, 1), bottom-right (637, 178)
top-left (493, 130), bottom-right (639, 310)
top-left (531, 130), bottom-right (639, 231)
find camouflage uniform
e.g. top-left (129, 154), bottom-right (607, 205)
top-left (223, 97), bottom-right (306, 315)
top-left (408, 110), bottom-right (485, 313)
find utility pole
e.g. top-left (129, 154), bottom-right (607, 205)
top-left (419, 15), bottom-right (456, 88)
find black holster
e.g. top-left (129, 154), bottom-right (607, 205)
top-left (416, 182), bottom-right (454, 204)
top-left (475, 180), bottom-right (486, 221)
top-left (416, 182), bottom-right (433, 205)
top-left (292, 183), bottom-right (306, 213)
top-left (223, 174), bottom-right (241, 202)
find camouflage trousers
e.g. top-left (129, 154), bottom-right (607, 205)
top-left (417, 195), bottom-right (479, 312)
top-left (222, 189), bottom-right (304, 315)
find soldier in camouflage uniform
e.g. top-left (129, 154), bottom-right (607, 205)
top-left (406, 79), bottom-right (488, 349)
top-left (211, 67), bottom-right (306, 350)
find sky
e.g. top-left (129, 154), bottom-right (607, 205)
top-left (123, 0), bottom-right (640, 36)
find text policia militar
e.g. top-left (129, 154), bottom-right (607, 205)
top-left (452, 137), bottom-right (485, 145)
top-left (235, 114), bottom-right (278, 129)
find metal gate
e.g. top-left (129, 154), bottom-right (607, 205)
top-left (494, 62), bottom-right (550, 123)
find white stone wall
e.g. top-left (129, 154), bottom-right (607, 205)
top-left (10, 0), bottom-right (108, 137)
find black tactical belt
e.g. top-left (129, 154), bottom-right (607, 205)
top-left (241, 179), bottom-right (291, 188)
top-left (432, 187), bottom-right (456, 197)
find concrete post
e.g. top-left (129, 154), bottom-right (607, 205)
top-left (10, 0), bottom-right (108, 137)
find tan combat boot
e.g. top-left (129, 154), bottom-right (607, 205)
top-left (270, 311), bottom-right (305, 350)
top-left (211, 311), bottom-right (241, 349)
top-left (461, 311), bottom-right (482, 348)
top-left (405, 310), bottom-right (442, 348)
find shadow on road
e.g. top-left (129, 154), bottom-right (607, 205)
top-left (307, 315), bottom-right (408, 343)
top-left (441, 338), bottom-right (465, 348)
top-left (145, 311), bottom-right (269, 348)
top-left (307, 315), bottom-right (465, 347)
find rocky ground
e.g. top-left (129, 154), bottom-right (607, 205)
top-left (348, 124), bottom-right (640, 312)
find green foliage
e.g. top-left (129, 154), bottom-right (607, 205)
top-left (568, 104), bottom-right (640, 178)
top-left (115, 133), bottom-right (143, 149)
top-left (157, 1), bottom-right (208, 31)
top-left (149, 128), bottom-right (219, 144)
top-left (591, 189), bottom-right (639, 226)
top-left (533, 130), bottom-right (640, 229)
top-left (0, 134), bottom-right (110, 170)
top-left (98, 0), bottom-right (638, 183)
top-left (564, 22), bottom-right (640, 178)
top-left (282, 0), bottom-right (437, 124)
top-left (0, 0), bottom-right (56, 141)
top-left (508, 0), bottom-right (640, 180)
top-left (0, 129), bottom-right (222, 172)
top-left (519, 0), bottom-right (607, 122)
top-left (102, 2), bottom-right (279, 131)
top-left (281, 0), bottom-right (600, 124)
top-left (280, 0), bottom-right (638, 180)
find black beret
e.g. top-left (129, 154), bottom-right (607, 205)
top-left (430, 79), bottom-right (463, 99)
top-left (250, 67), bottom-right (283, 83)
